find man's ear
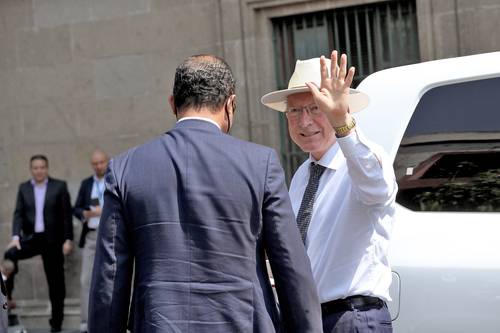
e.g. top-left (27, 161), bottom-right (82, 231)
top-left (227, 94), bottom-right (236, 113)
top-left (169, 95), bottom-right (177, 116)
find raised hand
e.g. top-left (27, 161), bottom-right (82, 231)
top-left (305, 50), bottom-right (355, 128)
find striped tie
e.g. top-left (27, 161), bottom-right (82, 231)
top-left (296, 163), bottom-right (326, 243)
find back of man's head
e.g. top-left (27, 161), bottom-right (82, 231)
top-left (173, 55), bottom-right (235, 113)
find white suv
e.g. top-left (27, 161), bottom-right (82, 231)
top-left (356, 52), bottom-right (500, 332)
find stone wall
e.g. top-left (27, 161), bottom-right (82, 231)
top-left (0, 0), bottom-right (499, 328)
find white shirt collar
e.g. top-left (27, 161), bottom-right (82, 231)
top-left (93, 174), bottom-right (105, 183)
top-left (177, 117), bottom-right (221, 130)
top-left (309, 143), bottom-right (344, 171)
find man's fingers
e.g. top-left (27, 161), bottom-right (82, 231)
top-left (320, 56), bottom-right (328, 85)
top-left (331, 50), bottom-right (338, 78)
top-left (344, 67), bottom-right (355, 88)
top-left (339, 53), bottom-right (347, 79)
top-left (305, 81), bottom-right (321, 97)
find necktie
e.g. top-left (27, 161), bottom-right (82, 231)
top-left (296, 163), bottom-right (326, 243)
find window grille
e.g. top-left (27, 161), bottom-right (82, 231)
top-left (272, 0), bottom-right (420, 181)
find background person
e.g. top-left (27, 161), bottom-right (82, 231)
top-left (73, 149), bottom-right (109, 333)
top-left (3, 155), bottom-right (73, 333)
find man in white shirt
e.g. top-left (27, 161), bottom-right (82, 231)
top-left (261, 51), bottom-right (397, 332)
top-left (73, 149), bottom-right (109, 333)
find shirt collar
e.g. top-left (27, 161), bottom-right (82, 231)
top-left (177, 117), bottom-right (221, 130)
top-left (30, 178), bottom-right (48, 187)
top-left (309, 143), bottom-right (345, 171)
top-left (93, 174), bottom-right (105, 183)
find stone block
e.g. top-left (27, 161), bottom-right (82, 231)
top-left (90, 0), bottom-right (150, 20)
top-left (458, 0), bottom-right (500, 10)
top-left (74, 93), bottom-right (170, 141)
top-left (95, 55), bottom-right (152, 99)
top-left (71, 17), bottom-right (133, 60)
top-left (0, 70), bottom-right (19, 108)
top-left (0, 0), bottom-right (33, 32)
top-left (16, 61), bottom-right (95, 105)
top-left (17, 25), bottom-right (73, 68)
top-left (431, 0), bottom-right (456, 14)
top-left (459, 5), bottom-right (500, 54)
top-left (129, 5), bottom-right (218, 54)
top-left (17, 102), bottom-right (78, 145)
top-left (152, 0), bottom-right (194, 12)
top-left (434, 12), bottom-right (459, 59)
top-left (0, 106), bottom-right (22, 146)
top-left (132, 93), bottom-right (175, 135)
top-left (33, 0), bottom-right (92, 28)
top-left (0, 220), bottom-right (13, 247)
top-left (0, 32), bottom-right (17, 70)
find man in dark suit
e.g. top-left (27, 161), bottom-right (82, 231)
top-left (4, 155), bottom-right (73, 332)
top-left (1, 262), bottom-right (8, 333)
top-left (89, 55), bottom-right (322, 333)
top-left (74, 149), bottom-right (108, 333)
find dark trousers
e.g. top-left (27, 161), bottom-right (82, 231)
top-left (322, 302), bottom-right (392, 333)
top-left (4, 233), bottom-right (66, 327)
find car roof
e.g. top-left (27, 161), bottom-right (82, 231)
top-left (355, 51), bottom-right (500, 160)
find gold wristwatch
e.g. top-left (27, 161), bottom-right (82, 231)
top-left (334, 117), bottom-right (356, 137)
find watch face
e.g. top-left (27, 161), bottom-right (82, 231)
top-left (90, 198), bottom-right (100, 206)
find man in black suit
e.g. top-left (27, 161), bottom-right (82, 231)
top-left (73, 149), bottom-right (108, 333)
top-left (0, 262), bottom-right (8, 333)
top-left (88, 55), bottom-right (322, 333)
top-left (4, 155), bottom-right (73, 332)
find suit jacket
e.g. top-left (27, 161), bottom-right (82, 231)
top-left (74, 176), bottom-right (95, 248)
top-left (13, 177), bottom-right (73, 244)
top-left (89, 119), bottom-right (321, 333)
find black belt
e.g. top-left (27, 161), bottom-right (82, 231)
top-left (321, 295), bottom-right (385, 315)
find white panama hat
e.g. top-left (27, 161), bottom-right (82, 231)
top-left (261, 57), bottom-right (369, 113)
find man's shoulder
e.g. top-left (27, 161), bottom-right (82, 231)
top-left (19, 180), bottom-right (31, 188)
top-left (107, 137), bottom-right (159, 175)
top-left (48, 177), bottom-right (67, 187)
top-left (79, 176), bottom-right (94, 187)
top-left (226, 134), bottom-right (275, 156)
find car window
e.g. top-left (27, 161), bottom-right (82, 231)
top-left (394, 77), bottom-right (500, 212)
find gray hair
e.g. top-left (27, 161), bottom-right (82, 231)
top-left (172, 55), bottom-right (235, 113)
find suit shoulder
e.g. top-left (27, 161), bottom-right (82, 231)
top-left (18, 180), bottom-right (31, 192)
top-left (227, 135), bottom-right (275, 156)
top-left (78, 176), bottom-right (94, 188)
top-left (48, 178), bottom-right (69, 189)
top-left (108, 136), bottom-right (163, 176)
top-left (82, 175), bottom-right (94, 184)
top-left (19, 180), bottom-right (31, 188)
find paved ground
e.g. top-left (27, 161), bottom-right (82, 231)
top-left (8, 328), bottom-right (79, 333)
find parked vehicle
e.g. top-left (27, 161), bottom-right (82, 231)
top-left (356, 52), bottom-right (500, 332)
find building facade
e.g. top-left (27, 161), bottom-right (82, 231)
top-left (0, 0), bottom-right (499, 328)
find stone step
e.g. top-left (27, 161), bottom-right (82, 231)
top-left (9, 298), bottom-right (80, 330)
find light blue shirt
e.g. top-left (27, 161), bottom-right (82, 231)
top-left (88, 175), bottom-right (105, 229)
top-left (31, 178), bottom-right (48, 233)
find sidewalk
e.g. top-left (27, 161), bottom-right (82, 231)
top-left (8, 328), bottom-right (79, 333)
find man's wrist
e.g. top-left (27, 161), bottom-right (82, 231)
top-left (333, 117), bottom-right (356, 137)
top-left (12, 236), bottom-right (19, 241)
